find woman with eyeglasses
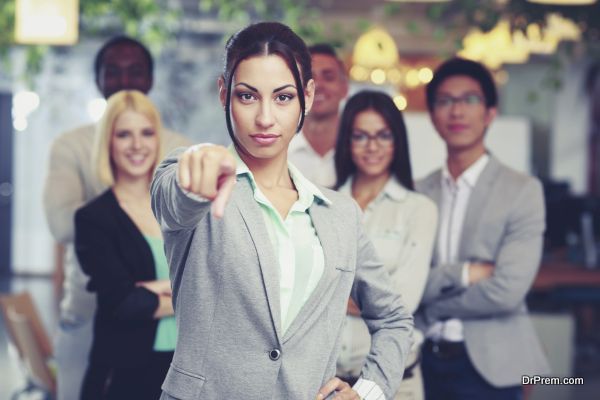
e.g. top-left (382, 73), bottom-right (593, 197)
top-left (334, 90), bottom-right (438, 400)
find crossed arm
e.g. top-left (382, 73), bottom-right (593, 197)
top-left (421, 180), bottom-right (545, 321)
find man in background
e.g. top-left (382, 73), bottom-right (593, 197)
top-left (288, 43), bottom-right (348, 187)
top-left (43, 36), bottom-right (190, 400)
top-left (416, 57), bottom-right (550, 400)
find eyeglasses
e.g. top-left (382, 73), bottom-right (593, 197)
top-left (350, 131), bottom-right (394, 148)
top-left (433, 94), bottom-right (484, 109)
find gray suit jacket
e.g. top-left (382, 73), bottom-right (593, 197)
top-left (151, 151), bottom-right (413, 400)
top-left (416, 156), bottom-right (550, 387)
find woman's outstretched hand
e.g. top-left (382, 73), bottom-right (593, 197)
top-left (178, 144), bottom-right (237, 218)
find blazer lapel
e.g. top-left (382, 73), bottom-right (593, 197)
top-left (232, 180), bottom-right (283, 341)
top-left (423, 171), bottom-right (443, 209)
top-left (108, 190), bottom-right (155, 280)
top-left (281, 201), bottom-right (339, 344)
top-left (420, 171), bottom-right (443, 265)
top-left (458, 157), bottom-right (501, 258)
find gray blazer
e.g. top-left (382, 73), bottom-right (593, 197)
top-left (151, 150), bottom-right (413, 400)
top-left (416, 155), bottom-right (550, 387)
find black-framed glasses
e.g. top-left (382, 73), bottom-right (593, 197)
top-left (350, 131), bottom-right (394, 148)
top-left (433, 94), bottom-right (484, 109)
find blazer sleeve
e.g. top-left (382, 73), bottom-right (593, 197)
top-left (350, 202), bottom-right (414, 399)
top-left (389, 197), bottom-right (438, 313)
top-left (151, 148), bottom-right (212, 233)
top-left (419, 261), bottom-right (466, 305)
top-left (43, 135), bottom-right (86, 243)
top-left (424, 179), bottom-right (545, 320)
top-left (75, 208), bottom-right (158, 322)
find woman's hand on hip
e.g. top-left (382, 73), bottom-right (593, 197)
top-left (178, 144), bottom-right (237, 218)
top-left (316, 377), bottom-right (360, 399)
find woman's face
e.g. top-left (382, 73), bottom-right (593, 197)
top-left (221, 54), bottom-right (314, 161)
top-left (350, 109), bottom-right (395, 179)
top-left (110, 109), bottom-right (159, 182)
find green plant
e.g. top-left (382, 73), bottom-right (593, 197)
top-left (0, 0), bottom-right (179, 84)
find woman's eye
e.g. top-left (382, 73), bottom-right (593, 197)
top-left (237, 93), bottom-right (255, 102)
top-left (351, 133), bottom-right (366, 142)
top-left (142, 129), bottom-right (155, 137)
top-left (379, 132), bottom-right (394, 141)
top-left (115, 130), bottom-right (130, 138)
top-left (276, 94), bottom-right (294, 103)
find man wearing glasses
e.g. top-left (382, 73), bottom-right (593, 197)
top-left (416, 58), bottom-right (550, 399)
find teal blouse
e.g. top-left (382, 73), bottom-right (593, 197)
top-left (144, 235), bottom-right (177, 352)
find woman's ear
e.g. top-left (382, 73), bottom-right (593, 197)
top-left (218, 76), bottom-right (227, 108)
top-left (304, 79), bottom-right (315, 114)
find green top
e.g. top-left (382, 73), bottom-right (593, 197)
top-left (230, 146), bottom-right (331, 334)
top-left (144, 235), bottom-right (177, 352)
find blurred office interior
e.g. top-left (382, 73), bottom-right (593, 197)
top-left (1, 0), bottom-right (600, 398)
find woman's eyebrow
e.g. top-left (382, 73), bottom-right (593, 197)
top-left (273, 84), bottom-right (296, 93)
top-left (234, 82), bottom-right (258, 92)
top-left (234, 82), bottom-right (297, 93)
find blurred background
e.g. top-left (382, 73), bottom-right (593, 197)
top-left (0, 0), bottom-right (599, 398)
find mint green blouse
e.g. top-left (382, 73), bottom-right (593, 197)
top-left (231, 147), bottom-right (331, 334)
top-left (144, 235), bottom-right (177, 351)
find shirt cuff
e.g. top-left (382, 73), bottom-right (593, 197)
top-left (461, 262), bottom-right (470, 287)
top-left (353, 378), bottom-right (386, 400)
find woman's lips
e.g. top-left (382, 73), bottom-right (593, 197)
top-left (250, 133), bottom-right (280, 145)
top-left (361, 156), bottom-right (384, 165)
top-left (126, 154), bottom-right (148, 165)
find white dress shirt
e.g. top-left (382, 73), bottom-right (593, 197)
top-left (426, 154), bottom-right (489, 342)
top-left (288, 132), bottom-right (336, 188)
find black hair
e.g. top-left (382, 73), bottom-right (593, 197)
top-left (426, 57), bottom-right (497, 111)
top-left (308, 43), bottom-right (338, 58)
top-left (334, 90), bottom-right (414, 191)
top-left (94, 36), bottom-right (154, 79)
top-left (222, 22), bottom-right (312, 144)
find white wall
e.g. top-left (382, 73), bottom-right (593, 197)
top-left (405, 112), bottom-right (532, 180)
top-left (550, 60), bottom-right (591, 194)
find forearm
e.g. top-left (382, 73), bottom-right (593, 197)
top-left (427, 179), bottom-right (545, 320)
top-left (426, 250), bottom-right (542, 319)
top-left (104, 286), bottom-right (160, 321)
top-left (353, 204), bottom-right (413, 398)
top-left (419, 261), bottom-right (466, 305)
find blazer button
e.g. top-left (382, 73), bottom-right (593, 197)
top-left (269, 349), bottom-right (281, 361)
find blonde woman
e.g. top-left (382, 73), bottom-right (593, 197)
top-left (75, 90), bottom-right (176, 399)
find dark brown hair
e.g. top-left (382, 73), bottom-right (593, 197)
top-left (222, 22), bottom-right (312, 142)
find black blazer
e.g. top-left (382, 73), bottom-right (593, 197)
top-left (75, 189), bottom-right (160, 368)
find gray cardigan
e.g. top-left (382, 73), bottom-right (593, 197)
top-left (151, 149), bottom-right (414, 400)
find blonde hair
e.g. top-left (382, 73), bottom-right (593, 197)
top-left (92, 90), bottom-right (164, 186)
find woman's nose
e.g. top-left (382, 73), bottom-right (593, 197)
top-left (256, 102), bottom-right (275, 128)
